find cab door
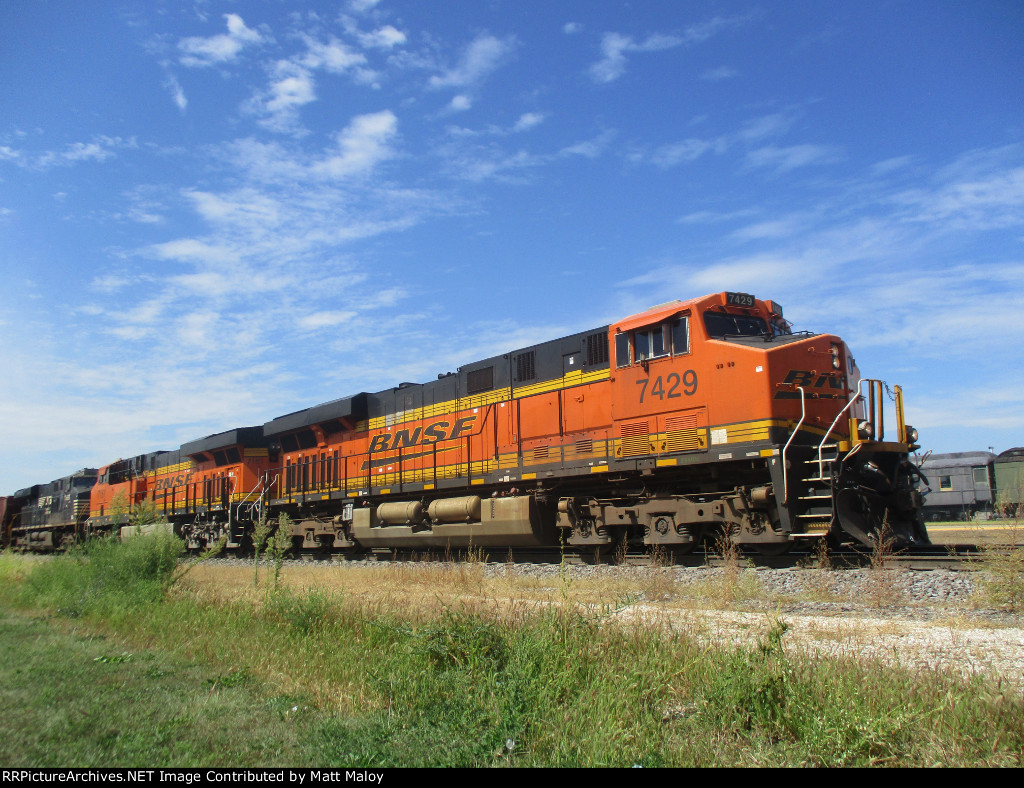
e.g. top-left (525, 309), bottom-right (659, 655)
top-left (611, 313), bottom-right (707, 459)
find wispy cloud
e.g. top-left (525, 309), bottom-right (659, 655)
top-left (560, 130), bottom-right (616, 159)
top-left (311, 110), bottom-right (399, 179)
top-left (589, 16), bottom-right (749, 83)
top-left (356, 25), bottom-right (407, 50)
top-left (0, 136), bottom-right (136, 170)
top-left (589, 32), bottom-right (683, 84)
top-left (630, 110), bottom-right (801, 169)
top-left (247, 61), bottom-right (318, 135)
top-left (178, 14), bottom-right (265, 68)
top-left (298, 36), bottom-right (368, 74)
top-left (701, 66), bottom-right (738, 81)
top-left (891, 157), bottom-right (1024, 230)
top-left (429, 34), bottom-right (516, 90)
top-left (512, 112), bottom-right (545, 133)
top-left (729, 216), bottom-right (807, 241)
top-left (648, 138), bottom-right (726, 168)
top-left (164, 73), bottom-right (188, 112)
top-left (745, 144), bottom-right (844, 173)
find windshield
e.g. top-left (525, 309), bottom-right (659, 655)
top-left (703, 311), bottom-right (770, 338)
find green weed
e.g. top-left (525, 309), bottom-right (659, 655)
top-left (972, 545), bottom-right (1024, 611)
top-left (1, 548), bottom-right (1022, 767)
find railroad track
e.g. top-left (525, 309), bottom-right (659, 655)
top-left (230, 542), bottom-right (1003, 572)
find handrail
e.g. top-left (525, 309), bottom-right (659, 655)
top-left (781, 386), bottom-right (806, 504)
top-left (237, 478), bottom-right (265, 509)
top-left (817, 378), bottom-right (869, 478)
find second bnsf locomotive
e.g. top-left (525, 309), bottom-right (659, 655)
top-left (2, 292), bottom-right (929, 555)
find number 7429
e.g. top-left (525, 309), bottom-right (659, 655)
top-left (636, 371), bottom-right (698, 403)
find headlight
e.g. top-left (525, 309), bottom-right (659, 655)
top-left (857, 420), bottom-right (873, 440)
top-left (905, 425), bottom-right (918, 444)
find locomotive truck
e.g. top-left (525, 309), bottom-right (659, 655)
top-left (2, 292), bottom-right (929, 556)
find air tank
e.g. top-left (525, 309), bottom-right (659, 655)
top-left (427, 495), bottom-right (482, 523)
top-left (376, 501), bottom-right (424, 525)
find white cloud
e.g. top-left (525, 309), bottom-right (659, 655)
top-left (252, 61), bottom-right (318, 134)
top-left (299, 37), bottom-right (367, 73)
top-left (148, 239), bottom-right (239, 265)
top-left (446, 148), bottom-right (544, 184)
top-left (736, 113), bottom-right (795, 143)
top-left (165, 73), bottom-right (187, 112)
top-left (589, 16), bottom-right (751, 83)
top-left (448, 95), bottom-right (472, 112)
top-left (90, 273), bottom-right (135, 294)
top-left (701, 66), bottom-right (738, 81)
top-left (310, 110), bottom-right (399, 179)
top-left (729, 217), bottom-right (805, 241)
top-left (745, 144), bottom-right (843, 173)
top-left (564, 22), bottom-right (583, 35)
top-left (359, 25), bottom-right (407, 49)
top-left (185, 189), bottom-right (283, 230)
top-left (429, 34), bottom-right (515, 89)
top-left (590, 33), bottom-right (655, 83)
top-left (649, 138), bottom-right (724, 167)
top-left (892, 165), bottom-right (1024, 230)
top-left (178, 13), bottom-right (264, 68)
top-left (267, 64), bottom-right (316, 112)
top-left (297, 310), bottom-right (357, 330)
top-left (12, 136), bottom-right (136, 169)
top-left (127, 206), bottom-right (164, 224)
top-left (55, 142), bottom-right (115, 163)
top-left (559, 130), bottom-right (616, 159)
top-left (870, 155), bottom-right (915, 176)
top-left (512, 112), bottom-right (545, 132)
top-left (675, 208), bottom-right (760, 225)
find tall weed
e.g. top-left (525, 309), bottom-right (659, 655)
top-left (972, 545), bottom-right (1024, 611)
top-left (21, 532), bottom-right (184, 616)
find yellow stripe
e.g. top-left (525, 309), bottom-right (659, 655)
top-left (360, 370), bottom-right (611, 432)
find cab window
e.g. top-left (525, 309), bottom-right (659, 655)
top-left (672, 316), bottom-right (689, 355)
top-left (615, 332), bottom-right (630, 368)
top-left (615, 316), bottom-right (690, 367)
top-left (635, 326), bottom-right (668, 361)
top-left (704, 310), bottom-right (770, 338)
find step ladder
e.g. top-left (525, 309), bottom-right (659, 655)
top-left (794, 443), bottom-right (839, 535)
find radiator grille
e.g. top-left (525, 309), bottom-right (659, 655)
top-left (620, 421), bottom-right (651, 457)
top-left (664, 413), bottom-right (703, 452)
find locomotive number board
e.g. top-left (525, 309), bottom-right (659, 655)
top-left (725, 292), bottom-right (756, 307)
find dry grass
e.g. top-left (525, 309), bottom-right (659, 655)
top-left (4, 540), bottom-right (1024, 767)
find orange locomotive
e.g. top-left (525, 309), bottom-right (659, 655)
top-left (87, 428), bottom-right (271, 546)
top-left (3, 291), bottom-right (927, 554)
top-left (259, 291), bottom-right (928, 555)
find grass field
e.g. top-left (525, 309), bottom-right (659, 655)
top-left (0, 535), bottom-right (1021, 768)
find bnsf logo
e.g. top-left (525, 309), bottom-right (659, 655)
top-left (153, 473), bottom-right (194, 491)
top-left (368, 416), bottom-right (477, 453)
top-left (774, 369), bottom-right (845, 399)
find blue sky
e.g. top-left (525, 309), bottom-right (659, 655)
top-left (1, 0), bottom-right (1022, 493)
